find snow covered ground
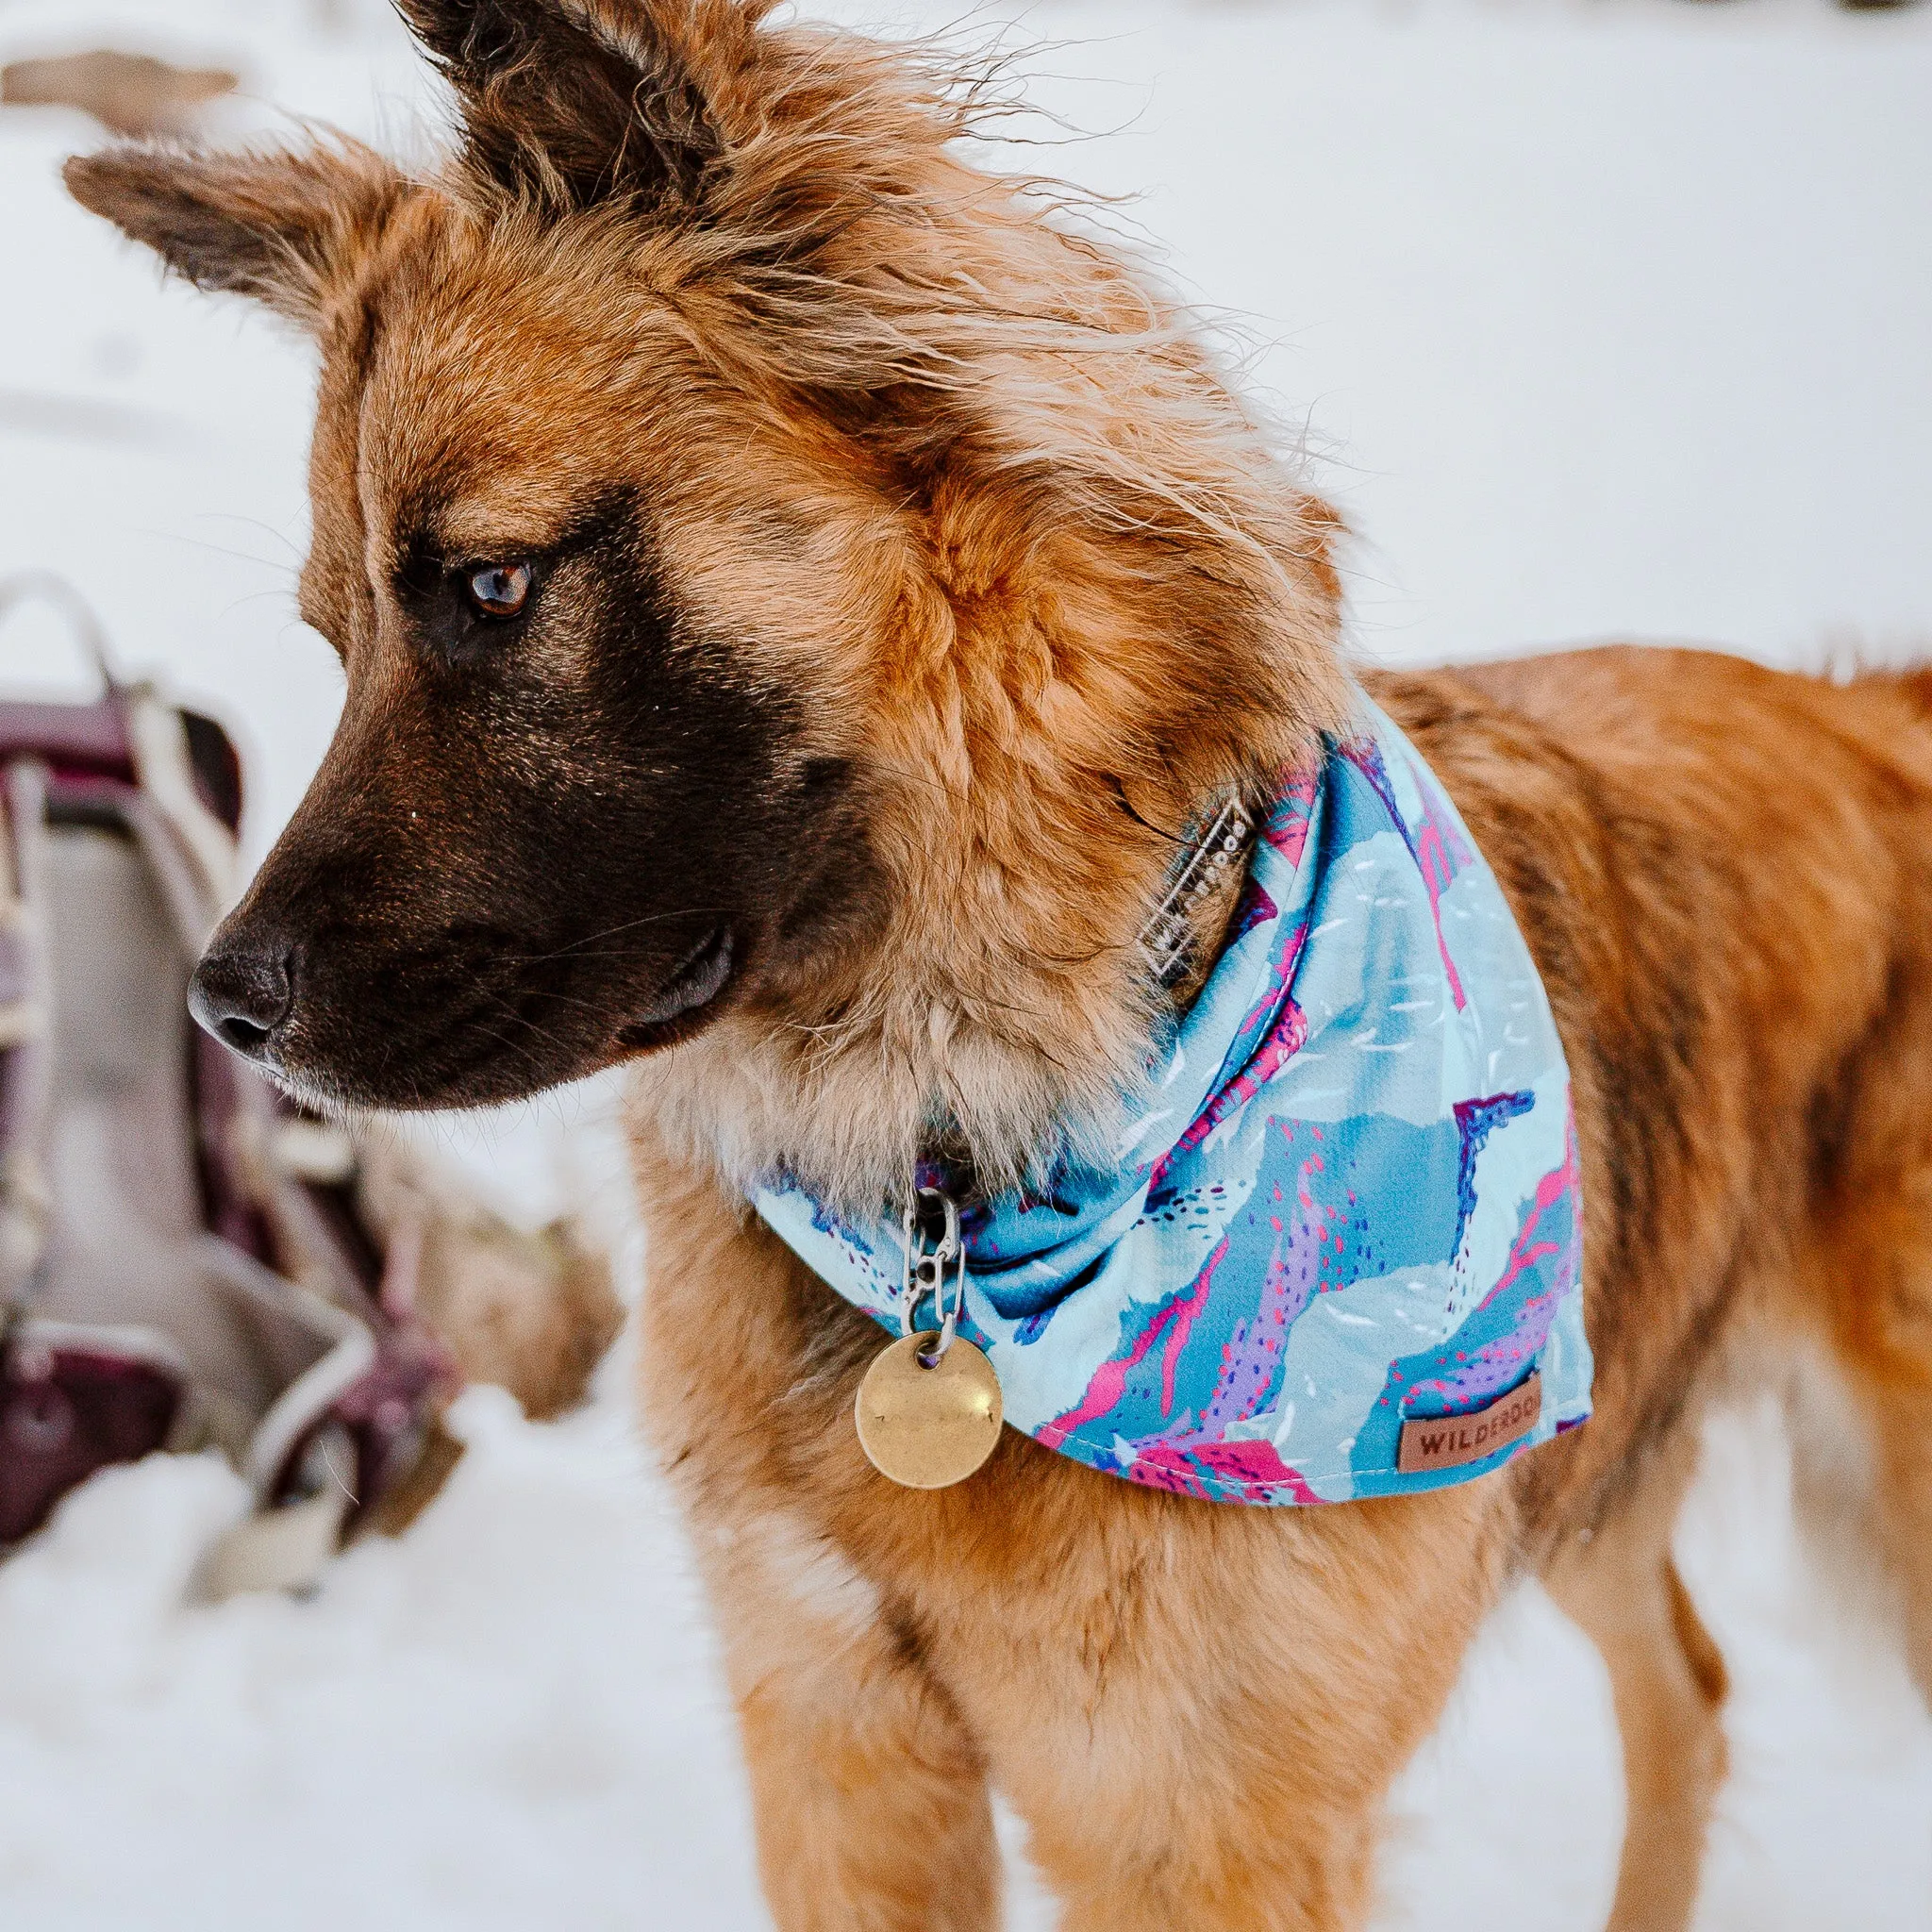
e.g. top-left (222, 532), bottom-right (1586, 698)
top-left (1, 0), bottom-right (1929, 1924)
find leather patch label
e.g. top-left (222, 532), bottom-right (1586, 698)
top-left (1397, 1373), bottom-right (1542, 1475)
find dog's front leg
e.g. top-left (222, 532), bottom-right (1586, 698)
top-left (708, 1533), bottom-right (1001, 1931)
top-left (936, 1478), bottom-right (1515, 1932)
top-left (633, 1138), bottom-right (1001, 1930)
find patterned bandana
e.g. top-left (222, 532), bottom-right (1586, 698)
top-left (754, 696), bottom-right (1591, 1505)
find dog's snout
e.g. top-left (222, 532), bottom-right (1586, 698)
top-left (189, 941), bottom-right (294, 1061)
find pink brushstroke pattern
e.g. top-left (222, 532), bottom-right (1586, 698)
top-left (1129, 1439), bottom-right (1323, 1506)
top-left (1146, 964), bottom-right (1308, 1191)
top-left (1260, 762), bottom-right (1321, 867)
top-left (1413, 814), bottom-right (1469, 1009)
top-left (1343, 737), bottom-right (1477, 1012)
top-left (1121, 1197), bottom-right (1327, 1503)
top-left (1035, 1237), bottom-right (1226, 1452)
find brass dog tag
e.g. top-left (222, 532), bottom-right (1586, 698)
top-left (855, 1333), bottom-right (1003, 1489)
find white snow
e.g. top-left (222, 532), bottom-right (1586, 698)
top-left (1, 0), bottom-right (1929, 1924)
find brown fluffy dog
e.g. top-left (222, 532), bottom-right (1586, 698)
top-left (65, 4), bottom-right (1932, 1924)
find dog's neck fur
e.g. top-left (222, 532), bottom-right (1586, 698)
top-left (629, 562), bottom-right (1347, 1211)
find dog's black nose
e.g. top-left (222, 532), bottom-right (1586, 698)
top-left (189, 943), bottom-right (294, 1060)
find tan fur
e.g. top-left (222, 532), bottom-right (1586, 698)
top-left (62, 4), bottom-right (1932, 1923)
top-left (355, 1134), bottom-right (624, 1420)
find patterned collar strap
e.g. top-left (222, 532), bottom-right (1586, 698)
top-left (753, 694), bottom-right (1591, 1506)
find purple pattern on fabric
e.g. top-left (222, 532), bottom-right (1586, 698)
top-left (1342, 737), bottom-right (1476, 1010)
top-left (1405, 1115), bottom-right (1580, 1413)
top-left (1451, 1092), bottom-right (1534, 1256)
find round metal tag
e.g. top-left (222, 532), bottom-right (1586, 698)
top-left (855, 1332), bottom-right (1003, 1490)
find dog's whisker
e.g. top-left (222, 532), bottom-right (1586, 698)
top-left (506, 907), bottom-right (737, 965)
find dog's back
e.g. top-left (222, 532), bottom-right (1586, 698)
top-left (1369, 645), bottom-right (1932, 1924)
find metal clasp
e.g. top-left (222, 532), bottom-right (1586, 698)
top-left (898, 1185), bottom-right (967, 1364)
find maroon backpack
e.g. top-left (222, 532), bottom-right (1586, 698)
top-left (0, 575), bottom-right (461, 1592)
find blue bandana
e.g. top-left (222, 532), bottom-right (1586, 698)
top-left (754, 697), bottom-right (1591, 1504)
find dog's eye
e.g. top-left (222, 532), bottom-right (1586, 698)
top-left (464, 562), bottom-right (533, 620)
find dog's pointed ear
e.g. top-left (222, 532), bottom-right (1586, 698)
top-left (396, 0), bottom-right (755, 209)
top-left (63, 139), bottom-right (406, 329)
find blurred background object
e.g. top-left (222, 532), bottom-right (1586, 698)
top-left (1, 49), bottom-right (238, 139)
top-left (355, 1133), bottom-right (625, 1426)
